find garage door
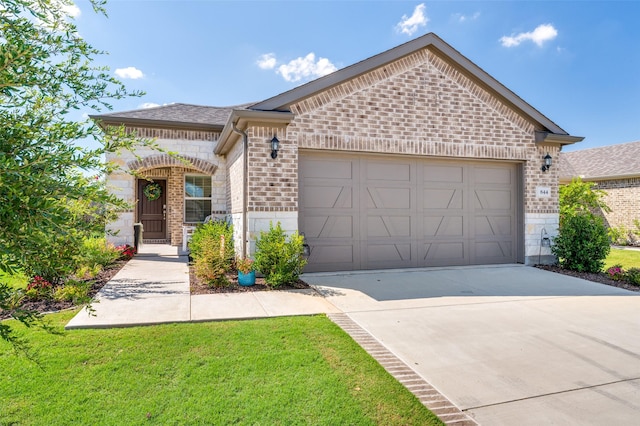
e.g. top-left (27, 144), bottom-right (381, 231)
top-left (299, 152), bottom-right (522, 272)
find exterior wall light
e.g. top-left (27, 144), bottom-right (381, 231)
top-left (541, 153), bottom-right (552, 172)
top-left (270, 135), bottom-right (280, 159)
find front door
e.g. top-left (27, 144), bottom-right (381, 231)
top-left (138, 179), bottom-right (167, 240)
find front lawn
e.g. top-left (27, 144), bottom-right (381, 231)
top-left (605, 247), bottom-right (640, 270)
top-left (0, 311), bottom-right (442, 425)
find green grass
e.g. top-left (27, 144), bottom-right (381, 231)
top-left (0, 311), bottom-right (442, 425)
top-left (605, 248), bottom-right (640, 270)
top-left (0, 270), bottom-right (28, 290)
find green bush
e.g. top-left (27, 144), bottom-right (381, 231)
top-left (625, 268), bottom-right (640, 286)
top-left (54, 280), bottom-right (92, 304)
top-left (77, 237), bottom-right (120, 269)
top-left (552, 213), bottom-right (610, 273)
top-left (254, 222), bottom-right (307, 288)
top-left (189, 220), bottom-right (234, 287)
top-left (608, 226), bottom-right (630, 246)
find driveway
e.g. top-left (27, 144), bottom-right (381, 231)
top-left (302, 265), bottom-right (640, 425)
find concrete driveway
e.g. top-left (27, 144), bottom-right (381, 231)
top-left (302, 265), bottom-right (640, 425)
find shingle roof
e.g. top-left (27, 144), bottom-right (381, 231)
top-left (560, 140), bottom-right (640, 181)
top-left (93, 102), bottom-right (254, 127)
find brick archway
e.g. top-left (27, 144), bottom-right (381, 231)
top-left (127, 154), bottom-right (217, 175)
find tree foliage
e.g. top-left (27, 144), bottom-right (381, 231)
top-left (559, 177), bottom-right (610, 226)
top-left (0, 0), bottom-right (152, 348)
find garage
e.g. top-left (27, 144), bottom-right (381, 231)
top-left (299, 152), bottom-right (523, 272)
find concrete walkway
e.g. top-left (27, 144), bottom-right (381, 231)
top-left (65, 244), bottom-right (339, 329)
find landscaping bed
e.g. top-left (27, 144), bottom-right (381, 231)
top-left (189, 264), bottom-right (310, 295)
top-left (535, 264), bottom-right (640, 292)
top-left (0, 260), bottom-right (127, 320)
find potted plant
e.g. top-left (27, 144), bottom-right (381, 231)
top-left (236, 257), bottom-right (255, 286)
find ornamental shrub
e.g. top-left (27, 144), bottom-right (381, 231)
top-left (77, 236), bottom-right (121, 271)
top-left (552, 213), bottom-right (610, 273)
top-left (54, 280), bottom-right (92, 304)
top-left (625, 268), bottom-right (640, 286)
top-left (189, 220), bottom-right (234, 287)
top-left (254, 222), bottom-right (307, 288)
top-left (606, 264), bottom-right (625, 281)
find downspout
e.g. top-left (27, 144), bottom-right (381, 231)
top-left (232, 122), bottom-right (249, 258)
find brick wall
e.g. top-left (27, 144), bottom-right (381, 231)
top-left (594, 178), bottom-right (640, 230)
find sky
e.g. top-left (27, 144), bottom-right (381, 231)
top-left (69, 0), bottom-right (640, 152)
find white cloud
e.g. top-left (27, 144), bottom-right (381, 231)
top-left (257, 53), bottom-right (277, 70)
top-left (139, 102), bottom-right (160, 109)
top-left (500, 24), bottom-right (558, 47)
top-left (396, 3), bottom-right (428, 36)
top-left (276, 53), bottom-right (337, 83)
top-left (115, 66), bottom-right (145, 79)
top-left (60, 2), bottom-right (81, 18)
top-left (455, 12), bottom-right (480, 23)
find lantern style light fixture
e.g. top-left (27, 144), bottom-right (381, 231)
top-left (270, 135), bottom-right (280, 159)
top-left (541, 153), bottom-right (552, 172)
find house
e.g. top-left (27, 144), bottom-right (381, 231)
top-left (93, 33), bottom-right (583, 272)
top-left (560, 140), bottom-right (640, 232)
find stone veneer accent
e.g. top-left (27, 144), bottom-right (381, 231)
top-left (105, 131), bottom-right (224, 247)
top-left (524, 213), bottom-right (557, 265)
top-left (593, 178), bottom-right (640, 231)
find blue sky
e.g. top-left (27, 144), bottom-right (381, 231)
top-left (71, 1), bottom-right (640, 151)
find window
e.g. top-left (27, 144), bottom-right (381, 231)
top-left (184, 175), bottom-right (212, 223)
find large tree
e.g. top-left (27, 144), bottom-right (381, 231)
top-left (0, 0), bottom-right (150, 348)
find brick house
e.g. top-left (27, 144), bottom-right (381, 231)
top-left (94, 33), bottom-right (583, 271)
top-left (560, 140), bottom-right (640, 234)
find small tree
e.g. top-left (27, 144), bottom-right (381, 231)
top-left (254, 222), bottom-right (307, 288)
top-left (559, 178), bottom-right (610, 226)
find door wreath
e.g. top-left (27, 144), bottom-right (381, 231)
top-left (143, 182), bottom-right (162, 201)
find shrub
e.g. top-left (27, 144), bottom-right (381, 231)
top-left (608, 226), bottom-right (630, 246)
top-left (116, 244), bottom-right (136, 260)
top-left (607, 264), bottom-right (625, 281)
top-left (235, 257), bottom-right (255, 274)
top-left (625, 268), bottom-right (640, 286)
top-left (25, 276), bottom-right (53, 300)
top-left (552, 213), bottom-right (610, 273)
top-left (189, 220), bottom-right (234, 287)
top-left (54, 280), bottom-right (92, 304)
top-left (78, 237), bottom-right (120, 268)
top-left (254, 222), bottom-right (307, 288)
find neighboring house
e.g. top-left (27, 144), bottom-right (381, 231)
top-left (93, 33), bottom-right (583, 272)
top-left (560, 140), bottom-right (640, 232)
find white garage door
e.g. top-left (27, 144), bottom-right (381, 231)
top-left (299, 152), bottom-right (522, 272)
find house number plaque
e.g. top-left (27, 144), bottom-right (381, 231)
top-left (536, 186), bottom-right (551, 198)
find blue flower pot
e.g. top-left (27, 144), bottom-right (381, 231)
top-left (238, 271), bottom-right (256, 286)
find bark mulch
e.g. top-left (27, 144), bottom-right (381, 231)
top-left (0, 260), bottom-right (128, 320)
top-left (534, 264), bottom-right (640, 292)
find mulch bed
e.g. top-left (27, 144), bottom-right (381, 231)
top-left (0, 260), bottom-right (128, 320)
top-left (189, 265), bottom-right (310, 295)
top-left (534, 264), bottom-right (640, 292)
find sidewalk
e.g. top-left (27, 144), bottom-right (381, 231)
top-left (65, 244), bottom-right (339, 329)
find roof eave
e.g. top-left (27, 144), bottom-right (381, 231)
top-left (535, 131), bottom-right (584, 148)
top-left (89, 115), bottom-right (224, 132)
top-left (214, 109), bottom-right (295, 156)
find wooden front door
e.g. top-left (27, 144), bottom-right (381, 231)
top-left (138, 179), bottom-right (167, 240)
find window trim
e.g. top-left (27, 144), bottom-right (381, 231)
top-left (184, 174), bottom-right (213, 224)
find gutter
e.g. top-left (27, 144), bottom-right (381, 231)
top-left (535, 131), bottom-right (584, 147)
top-left (231, 122), bottom-right (249, 258)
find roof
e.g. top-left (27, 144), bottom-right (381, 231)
top-left (91, 102), bottom-right (253, 130)
top-left (560, 140), bottom-right (640, 181)
top-left (250, 32), bottom-right (576, 139)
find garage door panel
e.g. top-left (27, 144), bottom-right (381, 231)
top-left (305, 216), bottom-right (354, 238)
top-left (367, 216), bottom-right (411, 237)
top-left (474, 216), bottom-right (512, 237)
top-left (367, 161), bottom-right (411, 181)
top-left (424, 189), bottom-right (463, 209)
top-left (367, 187), bottom-right (412, 209)
top-left (302, 158), bottom-right (353, 179)
top-left (474, 189), bottom-right (512, 210)
top-left (303, 186), bottom-right (353, 209)
top-left (424, 165), bottom-right (464, 183)
top-left (301, 153), bottom-right (520, 271)
top-left (424, 216), bottom-right (464, 237)
top-left (423, 242), bottom-right (467, 266)
top-left (365, 243), bottom-right (413, 266)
